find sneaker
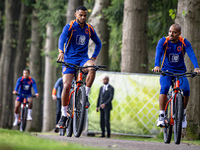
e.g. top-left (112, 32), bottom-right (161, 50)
top-left (58, 116), bottom-right (68, 128)
top-left (27, 116), bottom-right (33, 121)
top-left (13, 120), bottom-right (20, 126)
top-left (54, 126), bottom-right (59, 133)
top-left (85, 96), bottom-right (90, 109)
top-left (157, 114), bottom-right (165, 127)
top-left (182, 114), bottom-right (187, 129)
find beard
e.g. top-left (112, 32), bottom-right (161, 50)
top-left (77, 19), bottom-right (85, 24)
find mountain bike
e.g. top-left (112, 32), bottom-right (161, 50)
top-left (15, 93), bottom-right (36, 131)
top-left (57, 61), bottom-right (106, 137)
top-left (157, 70), bottom-right (198, 144)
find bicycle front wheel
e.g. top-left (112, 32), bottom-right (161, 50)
top-left (164, 96), bottom-right (172, 144)
top-left (20, 106), bottom-right (27, 131)
top-left (66, 88), bottom-right (74, 137)
top-left (73, 86), bottom-right (86, 137)
top-left (174, 93), bottom-right (184, 144)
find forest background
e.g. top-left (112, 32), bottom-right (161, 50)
top-left (0, 0), bottom-right (200, 140)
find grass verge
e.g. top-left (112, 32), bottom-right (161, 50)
top-left (0, 128), bottom-right (104, 150)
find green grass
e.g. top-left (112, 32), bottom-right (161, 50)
top-left (0, 128), bottom-right (104, 150)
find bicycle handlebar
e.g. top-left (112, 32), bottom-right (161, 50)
top-left (57, 61), bottom-right (107, 71)
top-left (153, 70), bottom-right (199, 78)
top-left (15, 93), bottom-right (36, 98)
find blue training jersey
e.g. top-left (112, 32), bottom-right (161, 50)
top-left (58, 20), bottom-right (102, 60)
top-left (14, 76), bottom-right (38, 95)
top-left (155, 36), bottom-right (199, 73)
top-left (52, 77), bottom-right (63, 99)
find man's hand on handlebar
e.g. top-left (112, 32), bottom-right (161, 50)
top-left (194, 68), bottom-right (200, 74)
top-left (152, 66), bottom-right (161, 73)
top-left (57, 52), bottom-right (64, 61)
top-left (13, 91), bottom-right (17, 95)
top-left (35, 93), bottom-right (39, 98)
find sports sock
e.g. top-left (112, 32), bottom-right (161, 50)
top-left (28, 109), bottom-right (32, 117)
top-left (85, 86), bottom-right (91, 96)
top-left (14, 113), bottom-right (19, 121)
top-left (61, 106), bottom-right (68, 117)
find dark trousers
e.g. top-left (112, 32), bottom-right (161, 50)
top-left (100, 108), bottom-right (111, 137)
top-left (56, 98), bottom-right (61, 125)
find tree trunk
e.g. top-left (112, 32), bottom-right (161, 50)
top-left (0, 0), bottom-right (21, 128)
top-left (0, 1), bottom-right (5, 56)
top-left (29, 9), bottom-right (43, 132)
top-left (42, 23), bottom-right (57, 132)
top-left (88, 0), bottom-right (110, 68)
top-left (176, 0), bottom-right (200, 140)
top-left (175, 0), bottom-right (187, 37)
top-left (66, 0), bottom-right (83, 23)
top-left (121, 0), bottom-right (148, 73)
top-left (14, 2), bottom-right (33, 89)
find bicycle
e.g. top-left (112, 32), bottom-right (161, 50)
top-left (156, 70), bottom-right (198, 144)
top-left (15, 93), bottom-right (36, 131)
top-left (57, 61), bottom-right (106, 137)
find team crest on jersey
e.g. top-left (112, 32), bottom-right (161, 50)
top-left (28, 81), bottom-right (31, 85)
top-left (85, 28), bottom-right (89, 34)
top-left (177, 46), bottom-right (182, 52)
top-left (76, 35), bottom-right (86, 45)
top-left (169, 54), bottom-right (179, 63)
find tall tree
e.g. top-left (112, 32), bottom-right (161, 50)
top-left (0, 0), bottom-right (5, 56)
top-left (66, 0), bottom-right (83, 23)
top-left (0, 0), bottom-right (21, 128)
top-left (42, 23), bottom-right (57, 132)
top-left (14, 1), bottom-right (33, 87)
top-left (88, 0), bottom-right (111, 68)
top-left (176, 0), bottom-right (200, 140)
top-left (29, 8), bottom-right (43, 132)
top-left (121, 0), bottom-right (148, 73)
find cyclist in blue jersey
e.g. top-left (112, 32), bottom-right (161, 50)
top-left (57, 6), bottom-right (102, 128)
top-left (152, 24), bottom-right (200, 128)
top-left (13, 69), bottom-right (39, 126)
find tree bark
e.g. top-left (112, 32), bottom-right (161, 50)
top-left (14, 2), bottom-right (33, 89)
top-left (66, 0), bottom-right (83, 23)
top-left (29, 9), bottom-right (43, 132)
top-left (176, 0), bottom-right (200, 140)
top-left (88, 0), bottom-right (111, 68)
top-left (121, 0), bottom-right (148, 73)
top-left (42, 23), bottom-right (57, 132)
top-left (0, 0), bottom-right (21, 128)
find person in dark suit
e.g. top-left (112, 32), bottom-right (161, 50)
top-left (96, 76), bottom-right (114, 138)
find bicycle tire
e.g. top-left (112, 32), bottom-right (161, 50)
top-left (20, 106), bottom-right (27, 131)
top-left (66, 117), bottom-right (73, 137)
top-left (174, 93), bottom-right (184, 144)
top-left (66, 88), bottom-right (74, 137)
top-left (73, 86), bottom-right (86, 137)
top-left (164, 95), bottom-right (172, 143)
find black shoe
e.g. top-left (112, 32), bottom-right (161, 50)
top-left (58, 116), bottom-right (68, 128)
top-left (100, 135), bottom-right (105, 138)
top-left (54, 127), bottom-right (59, 133)
top-left (85, 96), bottom-right (90, 109)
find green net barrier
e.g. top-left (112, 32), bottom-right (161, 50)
top-left (88, 71), bottom-right (160, 136)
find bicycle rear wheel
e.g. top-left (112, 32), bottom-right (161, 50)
top-left (174, 93), bottom-right (184, 144)
top-left (20, 106), bottom-right (27, 131)
top-left (73, 86), bottom-right (86, 137)
top-left (66, 88), bottom-right (74, 137)
top-left (164, 96), bottom-right (172, 143)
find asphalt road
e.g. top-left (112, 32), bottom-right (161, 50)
top-left (37, 134), bottom-right (200, 150)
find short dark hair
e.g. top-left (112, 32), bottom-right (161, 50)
top-left (76, 6), bottom-right (87, 12)
top-left (23, 69), bottom-right (30, 74)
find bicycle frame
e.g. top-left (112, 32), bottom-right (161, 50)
top-left (164, 76), bottom-right (182, 126)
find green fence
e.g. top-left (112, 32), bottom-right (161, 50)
top-left (87, 71), bottom-right (161, 136)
